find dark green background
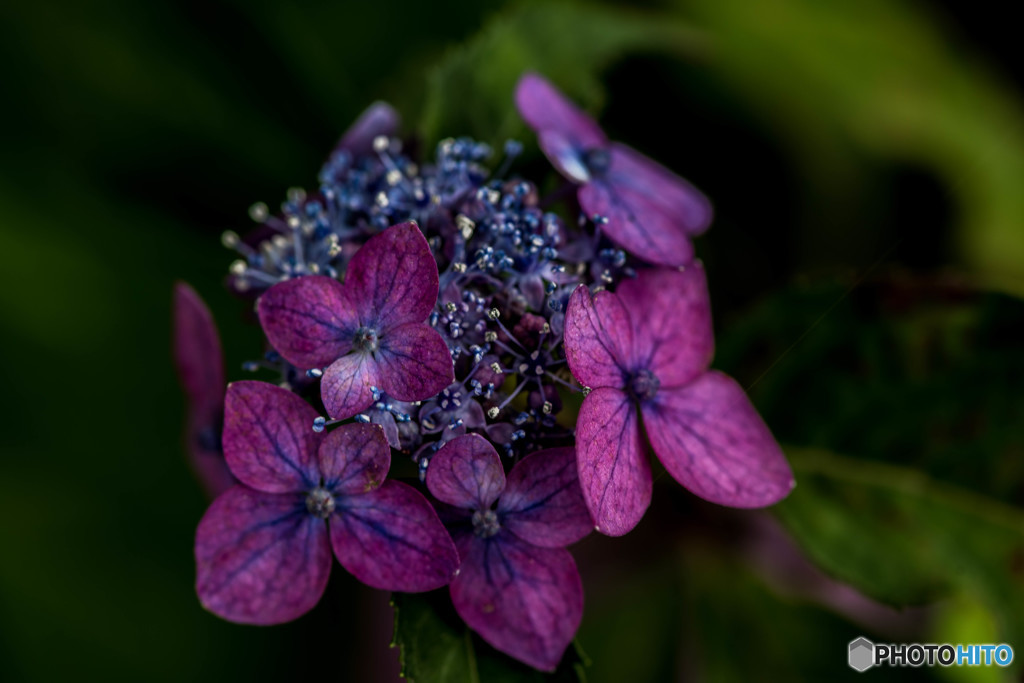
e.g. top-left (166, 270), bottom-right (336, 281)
top-left (2, 0), bottom-right (1022, 681)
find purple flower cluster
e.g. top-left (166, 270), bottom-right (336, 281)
top-left (174, 73), bottom-right (793, 671)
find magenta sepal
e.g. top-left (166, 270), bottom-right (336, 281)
top-left (515, 73), bottom-right (712, 267)
top-left (425, 433), bottom-right (505, 510)
top-left (257, 222), bottom-right (454, 420)
top-left (450, 531), bottom-right (584, 672)
top-left (330, 480), bottom-right (460, 592)
top-left (336, 101), bottom-right (400, 156)
top-left (499, 447), bottom-right (593, 548)
top-left (195, 485), bottom-right (332, 625)
top-left (574, 387), bottom-right (650, 537)
top-left (222, 381), bottom-right (323, 493)
top-left (173, 282), bottom-right (234, 497)
top-left (614, 265), bottom-right (714, 388)
top-left (642, 372), bottom-right (794, 508)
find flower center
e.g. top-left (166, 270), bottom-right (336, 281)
top-left (471, 509), bottom-right (501, 538)
top-left (628, 369), bottom-right (660, 402)
top-left (305, 487), bottom-right (336, 519)
top-left (352, 326), bottom-right (380, 353)
top-left (582, 147), bottom-right (611, 176)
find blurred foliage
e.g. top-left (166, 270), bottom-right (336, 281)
top-left (392, 591), bottom-right (587, 682)
top-left (679, 0), bottom-right (1024, 297)
top-left (778, 449), bottom-right (1024, 644)
top-left (416, 1), bottom-right (708, 147)
top-left (717, 276), bottom-right (1024, 504)
top-left (2, 0), bottom-right (1024, 680)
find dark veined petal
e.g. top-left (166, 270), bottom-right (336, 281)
top-left (223, 381), bottom-right (322, 493)
top-left (450, 533), bottom-right (583, 672)
top-left (321, 352), bottom-right (381, 421)
top-left (318, 422), bottom-right (391, 496)
top-left (343, 222), bottom-right (439, 331)
top-left (376, 322), bottom-right (455, 401)
top-left (499, 447), bottom-right (592, 548)
top-left (195, 486), bottom-right (331, 625)
top-left (614, 265), bottom-right (714, 388)
top-left (257, 275), bottom-right (356, 369)
top-left (578, 180), bottom-right (696, 268)
top-left (575, 387), bottom-right (650, 536)
top-left (606, 142), bottom-right (712, 237)
top-left (564, 285), bottom-right (631, 389)
top-left (643, 371), bottom-right (794, 508)
top-left (425, 434), bottom-right (506, 511)
top-left (173, 282), bottom-right (234, 497)
top-left (515, 73), bottom-right (605, 149)
top-left (330, 481), bottom-right (459, 592)
top-left (336, 101), bottom-right (400, 156)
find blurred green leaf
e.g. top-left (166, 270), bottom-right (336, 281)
top-left (682, 0), bottom-right (1024, 296)
top-left (717, 276), bottom-right (1024, 503)
top-left (392, 591), bottom-right (587, 683)
top-left (777, 448), bottom-right (1024, 656)
top-left (418, 0), bottom-right (708, 147)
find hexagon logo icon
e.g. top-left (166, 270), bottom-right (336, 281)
top-left (849, 637), bottom-right (875, 672)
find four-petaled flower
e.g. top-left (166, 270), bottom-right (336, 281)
top-left (515, 72), bottom-right (712, 267)
top-left (195, 380), bottom-right (459, 624)
top-left (425, 434), bottom-right (593, 671)
top-left (258, 221), bottom-right (455, 420)
top-left (564, 265), bottom-right (794, 536)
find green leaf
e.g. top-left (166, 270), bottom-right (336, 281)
top-left (416, 0), bottom-right (708, 147)
top-left (777, 448), bottom-right (1024, 651)
top-left (391, 590), bottom-right (588, 683)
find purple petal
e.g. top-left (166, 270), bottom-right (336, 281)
top-left (337, 101), bottom-right (400, 156)
top-left (515, 73), bottom-right (605, 148)
top-left (376, 323), bottom-right (455, 401)
top-left (257, 275), bottom-right (356, 369)
top-left (606, 143), bottom-right (712, 237)
top-left (318, 422), bottom-right (391, 496)
top-left (343, 222), bottom-right (439, 331)
top-left (195, 486), bottom-right (331, 625)
top-left (575, 387), bottom-right (650, 536)
top-left (564, 285), bottom-right (631, 389)
top-left (614, 265), bottom-right (714, 387)
top-left (173, 282), bottom-right (224, 415)
top-left (223, 381), bottom-right (322, 493)
top-left (372, 410), bottom-right (401, 449)
top-left (499, 447), bottom-right (592, 548)
top-left (425, 434), bottom-right (505, 510)
top-left (538, 131), bottom-right (592, 184)
top-left (321, 352), bottom-right (380, 420)
top-left (450, 533), bottom-right (583, 672)
top-left (579, 180), bottom-right (696, 267)
top-left (173, 282), bottom-right (234, 497)
top-left (642, 371), bottom-right (794, 508)
top-left (330, 480), bottom-right (459, 592)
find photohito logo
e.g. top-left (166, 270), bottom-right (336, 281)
top-left (848, 637), bottom-right (1014, 672)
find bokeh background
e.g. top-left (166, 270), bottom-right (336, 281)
top-left (2, 0), bottom-right (1022, 681)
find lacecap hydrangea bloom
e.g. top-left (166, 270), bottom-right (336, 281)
top-left (174, 72), bottom-right (792, 671)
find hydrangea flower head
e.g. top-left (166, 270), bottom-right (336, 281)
top-left (195, 380), bottom-right (458, 624)
top-left (565, 264), bottom-right (794, 535)
top-left (425, 434), bottom-right (592, 671)
top-left (515, 72), bottom-right (712, 267)
top-left (257, 221), bottom-right (454, 420)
